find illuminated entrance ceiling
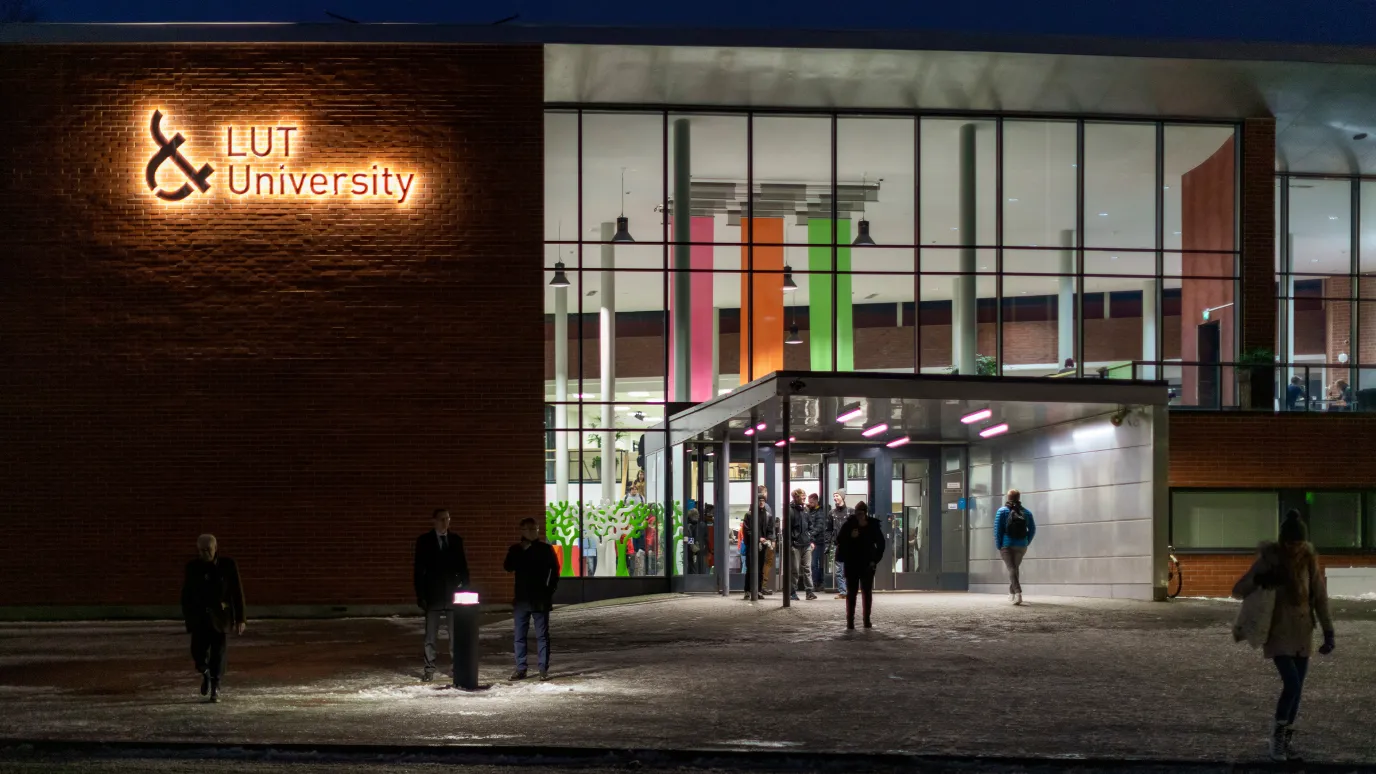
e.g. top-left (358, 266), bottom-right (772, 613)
top-left (650, 370), bottom-right (1168, 450)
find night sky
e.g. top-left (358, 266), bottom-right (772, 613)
top-left (21, 0), bottom-right (1376, 48)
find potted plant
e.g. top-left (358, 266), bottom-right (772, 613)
top-left (1237, 347), bottom-right (1276, 410)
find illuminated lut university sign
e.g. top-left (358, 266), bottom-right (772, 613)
top-left (144, 110), bottom-right (417, 204)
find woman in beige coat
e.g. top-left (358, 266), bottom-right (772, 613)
top-left (1231, 511), bottom-right (1335, 761)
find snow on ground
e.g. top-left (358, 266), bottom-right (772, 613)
top-left (0, 594), bottom-right (1374, 765)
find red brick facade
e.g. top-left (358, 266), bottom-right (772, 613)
top-left (0, 45), bottom-right (544, 609)
top-left (1175, 553), bottom-right (1376, 599)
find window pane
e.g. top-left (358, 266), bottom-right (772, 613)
top-left (1289, 179), bottom-right (1352, 277)
top-left (838, 117), bottom-right (915, 252)
top-left (849, 272), bottom-right (916, 373)
top-left (1000, 277), bottom-right (1075, 376)
top-left (1308, 492), bottom-right (1362, 549)
top-left (1172, 491), bottom-right (1277, 549)
top-left (1084, 123), bottom-right (1156, 250)
top-left (921, 118), bottom-right (996, 247)
top-left (1165, 125), bottom-right (1236, 253)
top-left (1003, 120), bottom-right (1077, 248)
top-left (582, 113), bottom-right (664, 246)
top-left (546, 112), bottom-right (578, 243)
top-left (1085, 277), bottom-right (1149, 378)
top-left (753, 116), bottom-right (832, 245)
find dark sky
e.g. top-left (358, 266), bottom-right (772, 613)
top-left (28, 0), bottom-right (1376, 48)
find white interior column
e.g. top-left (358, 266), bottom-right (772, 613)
top-left (1141, 279), bottom-right (1158, 380)
top-left (600, 221), bottom-right (617, 503)
top-left (954, 123), bottom-right (977, 374)
top-left (711, 308), bottom-right (721, 395)
top-left (1058, 228), bottom-right (1075, 369)
top-left (554, 282), bottom-right (570, 502)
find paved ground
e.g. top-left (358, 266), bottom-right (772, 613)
top-left (1, 594), bottom-right (1374, 767)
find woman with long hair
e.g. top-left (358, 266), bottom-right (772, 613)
top-left (1231, 510), bottom-right (1335, 761)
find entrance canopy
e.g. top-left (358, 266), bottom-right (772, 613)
top-left (651, 371), bottom-right (1171, 601)
top-left (648, 371), bottom-right (1169, 451)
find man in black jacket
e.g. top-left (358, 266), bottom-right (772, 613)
top-left (806, 493), bottom-right (828, 589)
top-left (413, 508), bottom-right (470, 682)
top-left (180, 534), bottom-right (246, 703)
top-left (787, 489), bottom-right (818, 601)
top-left (741, 495), bottom-right (778, 598)
top-left (504, 517), bottom-right (561, 681)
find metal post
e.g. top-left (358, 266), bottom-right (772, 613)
top-left (554, 284), bottom-right (570, 502)
top-left (749, 432), bottom-right (760, 601)
top-left (781, 398), bottom-right (792, 608)
top-left (955, 123), bottom-right (978, 374)
top-left (717, 436), bottom-right (730, 596)
top-left (673, 119), bottom-right (692, 402)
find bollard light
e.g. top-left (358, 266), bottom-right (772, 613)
top-left (452, 591), bottom-right (480, 606)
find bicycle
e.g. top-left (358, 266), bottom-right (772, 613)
top-left (1167, 546), bottom-right (1183, 599)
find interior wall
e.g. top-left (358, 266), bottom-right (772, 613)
top-left (967, 412), bottom-right (1157, 600)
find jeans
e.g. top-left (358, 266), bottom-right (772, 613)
top-left (1000, 546), bottom-right (1027, 595)
top-left (190, 625), bottom-right (227, 679)
top-left (423, 608), bottom-right (449, 674)
top-left (836, 559), bottom-right (847, 594)
top-left (513, 603), bottom-right (551, 673)
top-left (583, 556), bottom-right (597, 577)
top-left (790, 546), bottom-right (814, 593)
top-left (811, 546), bottom-right (825, 588)
top-left (845, 565), bottom-right (875, 624)
top-left (1273, 656), bottom-right (1310, 724)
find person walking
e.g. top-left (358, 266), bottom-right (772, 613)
top-left (787, 489), bottom-right (818, 601)
top-left (994, 489), bottom-right (1036, 605)
top-left (684, 507), bottom-right (708, 574)
top-left (413, 508), bottom-right (471, 682)
top-left (1231, 511), bottom-right (1335, 761)
top-left (505, 517), bottom-right (561, 681)
top-left (180, 534), bottom-right (246, 703)
top-left (828, 491), bottom-right (851, 599)
top-left (834, 501), bottom-right (885, 629)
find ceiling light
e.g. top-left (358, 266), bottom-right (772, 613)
top-left (628, 390), bottom-right (650, 397)
top-left (718, 388), bottom-right (732, 395)
top-left (960, 408), bottom-right (992, 424)
top-left (1007, 198), bottom-right (1019, 202)
top-left (612, 216), bottom-right (635, 243)
top-left (853, 220), bottom-right (877, 246)
top-left (756, 422), bottom-right (767, 431)
top-left (774, 439), bottom-right (787, 447)
top-left (549, 261), bottom-right (570, 288)
top-left (1111, 256), bottom-right (1118, 260)
top-left (783, 265), bottom-right (798, 291)
top-left (861, 423), bottom-right (889, 438)
top-left (789, 436), bottom-right (796, 442)
top-left (743, 427), bottom-right (755, 436)
top-left (836, 403), bottom-right (863, 423)
top-left (978, 423), bottom-right (1010, 439)
top-left (886, 436), bottom-right (911, 448)
top-left (1329, 216), bottom-right (1339, 220)
top-left (785, 323), bottom-right (803, 345)
top-left (574, 392), bottom-right (597, 399)
top-left (1098, 212), bottom-right (1108, 217)
top-left (1173, 231), bottom-right (1182, 235)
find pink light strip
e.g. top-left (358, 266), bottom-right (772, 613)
top-left (774, 439), bottom-right (787, 447)
top-left (978, 423), bottom-right (1010, 439)
top-left (960, 408), bottom-right (993, 425)
top-left (885, 436), bottom-right (911, 448)
top-left (836, 407), bottom-right (863, 423)
top-left (744, 428), bottom-right (755, 436)
top-left (756, 422), bottom-right (767, 431)
top-left (861, 423), bottom-right (888, 438)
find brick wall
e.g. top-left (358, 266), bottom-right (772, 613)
top-left (0, 45), bottom-right (544, 608)
top-left (1176, 553), bottom-right (1376, 599)
top-left (1240, 119), bottom-right (1277, 354)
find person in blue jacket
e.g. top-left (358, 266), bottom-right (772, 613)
top-left (994, 489), bottom-right (1036, 606)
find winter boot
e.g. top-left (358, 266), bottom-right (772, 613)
top-left (199, 670), bottom-right (210, 696)
top-left (1282, 723), bottom-right (1300, 761)
top-left (208, 679), bottom-right (220, 703)
top-left (1015, 593), bottom-right (1024, 605)
top-left (1268, 721), bottom-right (1289, 761)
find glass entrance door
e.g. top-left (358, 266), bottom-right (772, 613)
top-left (895, 460), bottom-right (930, 575)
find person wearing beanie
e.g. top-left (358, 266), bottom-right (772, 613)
top-left (1231, 510), bottom-right (1335, 762)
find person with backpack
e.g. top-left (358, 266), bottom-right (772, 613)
top-left (1230, 510), bottom-right (1335, 761)
top-left (994, 489), bottom-right (1036, 605)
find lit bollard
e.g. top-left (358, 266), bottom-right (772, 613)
top-left (450, 591), bottom-right (481, 690)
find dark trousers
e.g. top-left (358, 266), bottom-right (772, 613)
top-left (514, 603), bottom-right (551, 673)
top-left (686, 548), bottom-right (704, 574)
top-left (190, 625), bottom-right (227, 679)
top-left (811, 546), bottom-right (826, 588)
top-left (423, 608), bottom-right (449, 674)
top-left (1273, 656), bottom-right (1310, 724)
top-left (845, 566), bottom-right (876, 625)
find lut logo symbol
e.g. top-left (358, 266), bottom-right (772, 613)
top-left (145, 110), bottom-right (214, 202)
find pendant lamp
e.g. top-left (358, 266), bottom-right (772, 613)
top-left (852, 172), bottom-right (877, 246)
top-left (612, 168), bottom-right (635, 243)
top-left (782, 265), bottom-right (798, 291)
top-left (785, 323), bottom-right (803, 345)
top-left (549, 261), bottom-right (571, 288)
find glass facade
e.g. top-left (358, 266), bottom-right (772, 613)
top-left (1172, 489), bottom-right (1376, 550)
top-left (545, 107), bottom-right (1239, 578)
top-left (1276, 175), bottom-right (1376, 411)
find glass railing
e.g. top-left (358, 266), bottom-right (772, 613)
top-left (1127, 361), bottom-right (1376, 412)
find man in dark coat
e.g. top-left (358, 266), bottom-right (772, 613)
top-left (835, 501), bottom-right (886, 630)
top-left (180, 534), bottom-right (246, 703)
top-left (413, 508), bottom-right (471, 682)
top-left (504, 517), bottom-right (561, 681)
top-left (741, 496), bottom-right (778, 598)
top-left (806, 493), bottom-right (828, 590)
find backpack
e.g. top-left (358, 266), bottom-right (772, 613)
top-left (1005, 506), bottom-right (1029, 540)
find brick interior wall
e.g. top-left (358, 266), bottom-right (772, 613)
top-left (1240, 118), bottom-right (1277, 353)
top-left (0, 45), bottom-right (544, 608)
top-left (1180, 137), bottom-right (1237, 405)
